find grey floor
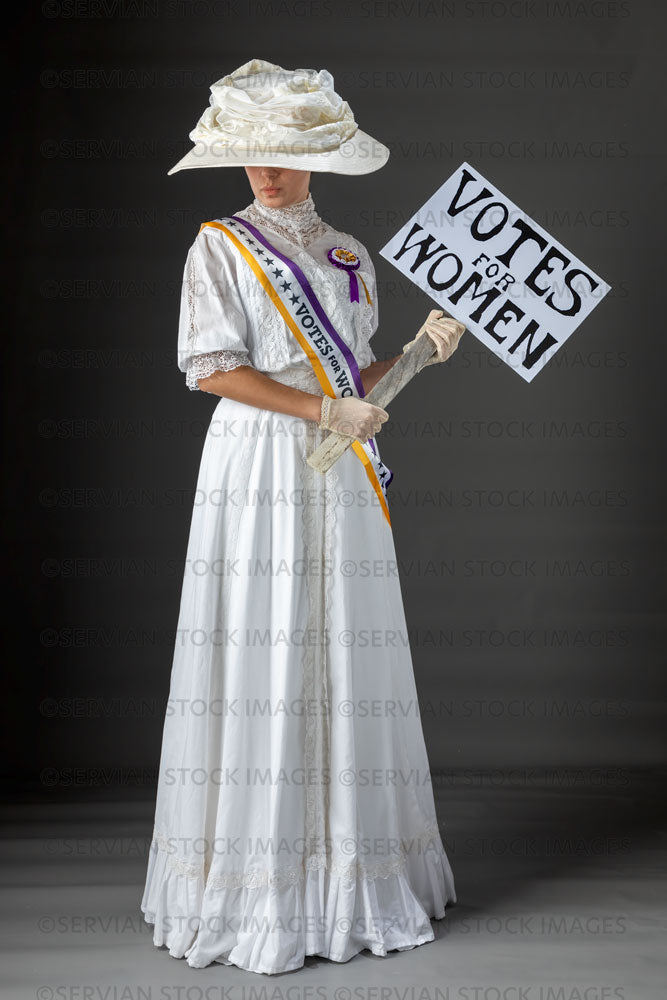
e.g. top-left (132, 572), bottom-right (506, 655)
top-left (2, 770), bottom-right (665, 999)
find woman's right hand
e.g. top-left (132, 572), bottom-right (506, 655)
top-left (320, 396), bottom-right (389, 443)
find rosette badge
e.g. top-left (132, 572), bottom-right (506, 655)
top-left (327, 246), bottom-right (372, 304)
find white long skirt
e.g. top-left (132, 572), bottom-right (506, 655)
top-left (141, 365), bottom-right (456, 975)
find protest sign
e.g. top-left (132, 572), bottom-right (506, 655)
top-left (380, 162), bottom-right (611, 382)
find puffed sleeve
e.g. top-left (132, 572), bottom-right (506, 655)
top-left (177, 227), bottom-right (253, 390)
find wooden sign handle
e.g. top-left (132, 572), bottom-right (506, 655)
top-left (306, 334), bottom-right (436, 474)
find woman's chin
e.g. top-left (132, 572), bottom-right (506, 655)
top-left (257, 191), bottom-right (308, 209)
top-left (258, 193), bottom-right (283, 206)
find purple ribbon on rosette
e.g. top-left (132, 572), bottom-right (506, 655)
top-left (327, 246), bottom-right (362, 303)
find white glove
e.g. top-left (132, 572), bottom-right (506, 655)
top-left (403, 309), bottom-right (466, 367)
top-left (320, 395), bottom-right (389, 443)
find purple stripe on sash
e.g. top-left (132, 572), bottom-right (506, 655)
top-left (229, 215), bottom-right (366, 398)
top-left (366, 437), bottom-right (392, 489)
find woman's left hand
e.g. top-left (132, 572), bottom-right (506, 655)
top-left (403, 309), bottom-right (466, 367)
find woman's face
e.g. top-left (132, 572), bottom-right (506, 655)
top-left (244, 166), bottom-right (311, 208)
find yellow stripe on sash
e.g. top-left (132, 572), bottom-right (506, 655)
top-left (199, 220), bottom-right (391, 528)
top-left (351, 440), bottom-right (391, 525)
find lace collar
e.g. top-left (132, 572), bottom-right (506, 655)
top-left (238, 193), bottom-right (330, 249)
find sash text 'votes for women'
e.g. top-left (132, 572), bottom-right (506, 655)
top-left (293, 299), bottom-right (354, 396)
top-left (380, 162), bottom-right (611, 383)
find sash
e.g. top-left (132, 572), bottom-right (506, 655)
top-left (198, 215), bottom-right (393, 527)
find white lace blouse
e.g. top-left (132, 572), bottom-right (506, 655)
top-left (177, 193), bottom-right (379, 390)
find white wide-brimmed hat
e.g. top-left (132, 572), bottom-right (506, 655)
top-left (167, 58), bottom-right (389, 176)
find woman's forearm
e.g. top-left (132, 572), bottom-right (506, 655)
top-left (197, 365), bottom-right (323, 423)
top-left (359, 355), bottom-right (402, 395)
top-left (197, 353), bottom-right (402, 420)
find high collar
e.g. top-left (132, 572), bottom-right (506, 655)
top-left (241, 193), bottom-right (328, 248)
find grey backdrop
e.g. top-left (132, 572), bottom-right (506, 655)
top-left (4, 0), bottom-right (665, 801)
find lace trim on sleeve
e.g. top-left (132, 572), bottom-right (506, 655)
top-left (185, 350), bottom-right (251, 390)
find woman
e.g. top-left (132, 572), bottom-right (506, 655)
top-left (141, 58), bottom-right (464, 975)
